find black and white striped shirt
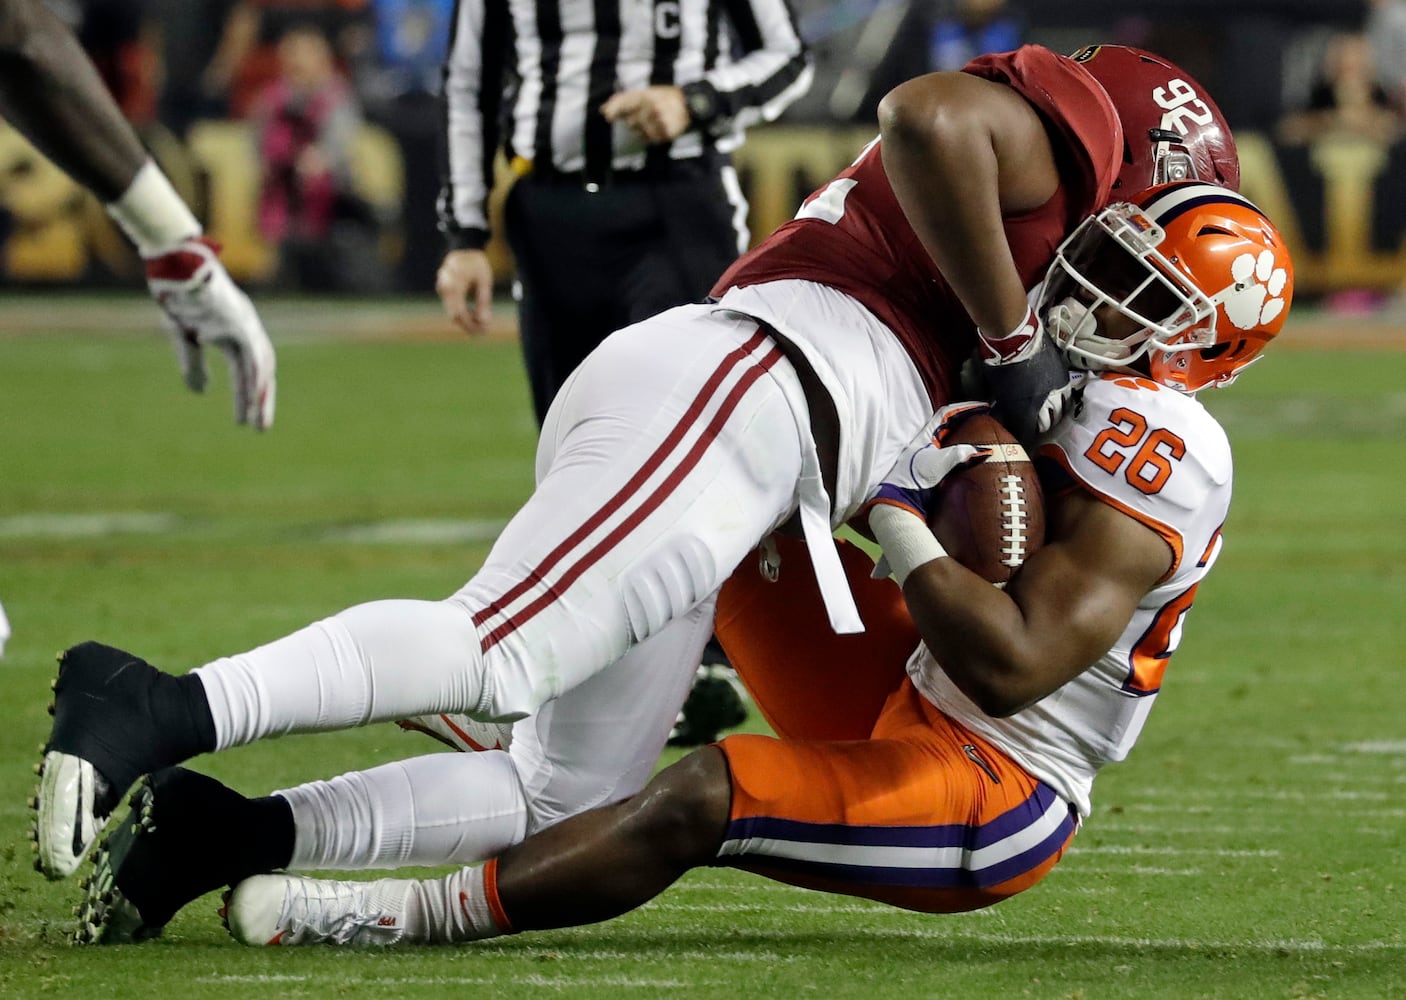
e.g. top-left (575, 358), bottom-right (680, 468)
top-left (437, 0), bottom-right (813, 250)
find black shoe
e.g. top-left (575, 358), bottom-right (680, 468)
top-left (667, 661), bottom-right (750, 747)
top-left (74, 767), bottom-right (275, 944)
top-left (33, 642), bottom-right (210, 880)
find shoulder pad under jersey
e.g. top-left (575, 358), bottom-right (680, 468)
top-left (1038, 374), bottom-right (1232, 572)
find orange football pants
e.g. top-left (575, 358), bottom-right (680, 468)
top-left (713, 536), bottom-right (1076, 913)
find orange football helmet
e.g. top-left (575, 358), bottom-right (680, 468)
top-left (1040, 180), bottom-right (1294, 392)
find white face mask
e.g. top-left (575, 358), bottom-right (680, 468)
top-left (1038, 202), bottom-right (1217, 376)
top-left (1045, 296), bottom-right (1145, 371)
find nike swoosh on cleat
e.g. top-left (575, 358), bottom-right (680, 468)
top-left (71, 765), bottom-right (88, 859)
top-left (267, 930), bottom-right (287, 945)
top-left (441, 715), bottom-right (502, 752)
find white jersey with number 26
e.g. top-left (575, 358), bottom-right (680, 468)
top-left (910, 372), bottom-right (1233, 819)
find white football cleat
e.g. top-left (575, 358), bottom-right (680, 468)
top-left (224, 874), bottom-right (414, 947)
top-left (33, 751), bottom-right (112, 880)
top-left (396, 713), bottom-right (512, 752)
top-left (145, 236), bottom-right (277, 430)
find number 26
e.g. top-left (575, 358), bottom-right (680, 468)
top-left (1084, 407), bottom-right (1185, 495)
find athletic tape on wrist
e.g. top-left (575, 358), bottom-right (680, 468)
top-left (106, 159), bottom-right (202, 256)
top-left (977, 304), bottom-right (1042, 366)
top-left (869, 504), bottom-right (948, 587)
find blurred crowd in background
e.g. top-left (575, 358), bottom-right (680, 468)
top-left (8, 0), bottom-right (1406, 303)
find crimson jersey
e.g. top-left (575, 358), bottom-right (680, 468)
top-left (711, 45), bottom-right (1124, 405)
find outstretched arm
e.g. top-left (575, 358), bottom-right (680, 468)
top-left (878, 71), bottom-right (1058, 345)
top-left (0, 0), bottom-right (147, 198)
top-left (0, 0), bottom-right (276, 429)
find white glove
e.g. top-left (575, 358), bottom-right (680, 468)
top-left (866, 401), bottom-right (994, 521)
top-left (1029, 357), bottom-right (1079, 434)
top-left (145, 237), bottom-right (277, 430)
top-left (865, 402), bottom-right (992, 583)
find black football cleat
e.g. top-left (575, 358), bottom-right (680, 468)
top-left (74, 767), bottom-right (264, 944)
top-left (667, 658), bottom-right (750, 748)
top-left (34, 642), bottom-right (199, 879)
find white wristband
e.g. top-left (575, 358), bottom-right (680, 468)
top-left (105, 159), bottom-right (202, 256)
top-left (869, 504), bottom-right (948, 587)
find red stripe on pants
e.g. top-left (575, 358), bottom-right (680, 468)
top-left (475, 329), bottom-right (781, 654)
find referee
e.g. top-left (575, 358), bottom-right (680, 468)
top-left (433, 0), bottom-right (813, 423)
top-left (433, 0), bottom-right (812, 746)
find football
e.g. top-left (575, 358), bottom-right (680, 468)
top-left (927, 410), bottom-right (1046, 586)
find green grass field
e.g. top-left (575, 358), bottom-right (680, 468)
top-left (0, 296), bottom-right (1403, 999)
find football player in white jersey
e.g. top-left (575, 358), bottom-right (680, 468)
top-left (72, 181), bottom-right (1295, 945)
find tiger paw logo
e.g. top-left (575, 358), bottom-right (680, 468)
top-left (1224, 250), bottom-right (1289, 329)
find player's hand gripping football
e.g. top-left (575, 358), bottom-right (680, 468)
top-left (145, 236), bottom-right (276, 430)
top-left (866, 401), bottom-right (994, 522)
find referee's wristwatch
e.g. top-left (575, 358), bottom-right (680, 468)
top-left (682, 81), bottom-right (721, 130)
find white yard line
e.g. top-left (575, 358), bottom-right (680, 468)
top-left (0, 512), bottom-right (179, 538)
top-left (1068, 845), bottom-right (1280, 858)
top-left (200, 973), bottom-right (717, 988)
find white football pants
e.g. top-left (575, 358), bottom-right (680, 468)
top-left (274, 597), bottom-right (714, 869)
top-left (194, 288), bottom-right (931, 869)
top-left (193, 306), bottom-right (805, 865)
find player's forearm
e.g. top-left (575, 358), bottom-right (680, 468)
top-left (900, 557), bottom-right (1048, 717)
top-left (438, 4), bottom-right (502, 248)
top-left (0, 0), bottom-right (147, 200)
top-left (878, 76), bottom-right (1029, 340)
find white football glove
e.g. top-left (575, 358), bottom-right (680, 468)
top-left (145, 237), bottom-right (277, 430)
top-left (865, 401), bottom-right (994, 521)
top-left (865, 402), bottom-right (993, 581)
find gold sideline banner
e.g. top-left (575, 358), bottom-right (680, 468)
top-left (0, 121), bottom-right (1398, 295)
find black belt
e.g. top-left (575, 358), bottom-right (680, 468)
top-left (518, 151), bottom-right (724, 189)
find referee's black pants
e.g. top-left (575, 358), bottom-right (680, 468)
top-left (504, 158), bottom-right (747, 425)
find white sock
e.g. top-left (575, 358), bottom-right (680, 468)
top-left (194, 598), bottom-right (487, 751)
top-left (404, 863), bottom-right (509, 943)
top-left (277, 751), bottom-right (529, 870)
top-left (104, 159), bottom-right (202, 256)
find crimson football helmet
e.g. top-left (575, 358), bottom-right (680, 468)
top-left (1039, 181), bottom-right (1294, 392)
top-left (1071, 44), bottom-right (1239, 193)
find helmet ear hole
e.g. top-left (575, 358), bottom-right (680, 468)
top-left (1198, 341), bottom-right (1233, 361)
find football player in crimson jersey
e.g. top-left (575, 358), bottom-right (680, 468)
top-left (394, 42), bottom-right (1244, 754)
top-left (41, 44), bottom-right (1242, 942)
top-left (88, 182), bottom-right (1296, 946)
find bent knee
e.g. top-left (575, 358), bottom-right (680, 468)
top-left (628, 748), bottom-right (732, 863)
